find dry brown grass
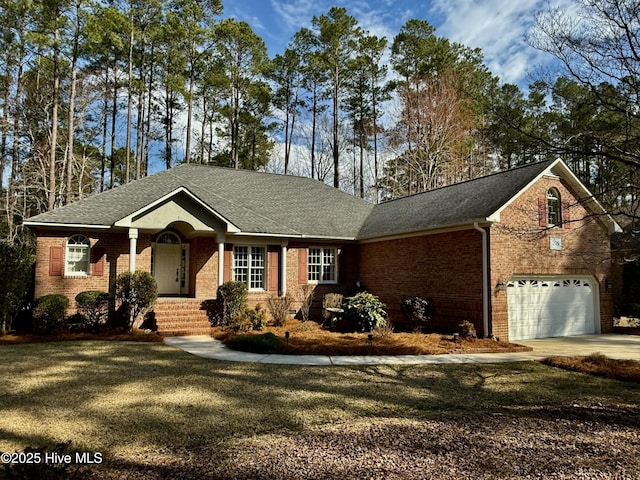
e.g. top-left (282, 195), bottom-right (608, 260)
top-left (542, 353), bottom-right (640, 383)
top-left (212, 319), bottom-right (530, 356)
top-left (1, 342), bottom-right (640, 479)
top-left (0, 329), bottom-right (164, 345)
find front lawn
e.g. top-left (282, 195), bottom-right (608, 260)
top-left (1, 341), bottom-right (639, 479)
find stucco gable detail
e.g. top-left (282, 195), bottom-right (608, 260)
top-left (114, 187), bottom-right (240, 233)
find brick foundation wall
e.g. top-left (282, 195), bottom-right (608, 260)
top-left (358, 230), bottom-right (485, 334)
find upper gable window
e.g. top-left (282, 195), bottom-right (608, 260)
top-left (66, 235), bottom-right (90, 276)
top-left (547, 188), bottom-right (561, 226)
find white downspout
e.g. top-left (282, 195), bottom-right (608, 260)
top-left (474, 222), bottom-right (490, 338)
top-left (280, 241), bottom-right (288, 296)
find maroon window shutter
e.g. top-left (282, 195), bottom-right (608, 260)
top-left (562, 203), bottom-right (571, 229)
top-left (538, 197), bottom-right (547, 227)
top-left (49, 246), bottom-right (63, 276)
top-left (223, 245), bottom-right (232, 283)
top-left (91, 247), bottom-right (105, 276)
top-left (268, 247), bottom-right (279, 292)
top-left (298, 248), bottom-right (308, 285)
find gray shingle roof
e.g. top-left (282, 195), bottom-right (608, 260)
top-left (356, 160), bottom-right (554, 240)
top-left (26, 161), bottom-right (556, 240)
top-left (26, 165), bottom-right (375, 239)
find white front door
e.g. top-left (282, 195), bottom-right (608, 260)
top-left (155, 243), bottom-right (182, 295)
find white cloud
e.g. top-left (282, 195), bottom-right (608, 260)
top-left (429, 0), bottom-right (562, 85)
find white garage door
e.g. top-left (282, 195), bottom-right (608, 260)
top-left (507, 277), bottom-right (596, 341)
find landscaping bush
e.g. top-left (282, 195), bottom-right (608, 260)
top-left (296, 284), bottom-right (315, 321)
top-left (225, 332), bottom-right (282, 354)
top-left (458, 320), bottom-right (477, 341)
top-left (75, 290), bottom-right (110, 331)
top-left (209, 281), bottom-right (248, 326)
top-left (0, 243), bottom-right (34, 334)
top-left (243, 304), bottom-right (268, 331)
top-left (267, 293), bottom-right (292, 326)
top-left (32, 294), bottom-right (70, 335)
top-left (343, 292), bottom-right (387, 332)
top-left (115, 271), bottom-right (158, 331)
top-left (400, 296), bottom-right (433, 329)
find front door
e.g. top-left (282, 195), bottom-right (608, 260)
top-left (154, 238), bottom-right (182, 295)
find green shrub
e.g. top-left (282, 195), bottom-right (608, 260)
top-left (267, 293), bottom-right (292, 326)
top-left (209, 281), bottom-right (248, 326)
top-left (343, 292), bottom-right (387, 332)
top-left (225, 332), bottom-right (282, 354)
top-left (400, 296), bottom-right (433, 328)
top-left (243, 304), bottom-right (268, 331)
top-left (75, 290), bottom-right (110, 331)
top-left (115, 271), bottom-right (158, 331)
top-left (0, 243), bottom-right (34, 334)
top-left (458, 320), bottom-right (477, 341)
top-left (32, 294), bottom-right (70, 335)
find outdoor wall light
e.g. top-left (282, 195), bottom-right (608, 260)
top-left (495, 282), bottom-right (507, 292)
top-left (605, 278), bottom-right (613, 290)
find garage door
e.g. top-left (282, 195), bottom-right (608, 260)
top-left (507, 277), bottom-right (596, 341)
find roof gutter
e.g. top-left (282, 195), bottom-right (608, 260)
top-left (474, 222), bottom-right (490, 338)
top-left (22, 221), bottom-right (111, 230)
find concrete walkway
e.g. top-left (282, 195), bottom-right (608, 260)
top-left (163, 334), bottom-right (640, 365)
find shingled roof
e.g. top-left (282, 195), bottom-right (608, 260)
top-left (28, 159), bottom-right (616, 240)
top-left (356, 160), bottom-right (555, 240)
top-left (25, 165), bottom-right (375, 239)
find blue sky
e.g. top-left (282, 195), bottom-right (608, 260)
top-left (223, 0), bottom-right (566, 87)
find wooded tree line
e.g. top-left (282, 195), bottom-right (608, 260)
top-left (0, 0), bottom-right (638, 246)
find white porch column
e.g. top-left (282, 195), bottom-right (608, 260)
top-left (128, 228), bottom-right (139, 272)
top-left (280, 241), bottom-right (288, 296)
top-left (217, 232), bottom-right (225, 286)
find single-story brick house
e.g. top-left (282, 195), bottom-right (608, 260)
top-left (24, 158), bottom-right (620, 341)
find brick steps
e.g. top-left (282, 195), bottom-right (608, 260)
top-left (153, 298), bottom-right (212, 336)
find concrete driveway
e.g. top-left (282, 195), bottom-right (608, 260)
top-left (518, 334), bottom-right (640, 361)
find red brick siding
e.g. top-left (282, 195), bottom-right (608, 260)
top-left (190, 237), bottom-right (218, 298)
top-left (489, 176), bottom-right (614, 341)
top-left (359, 230), bottom-right (484, 334)
top-left (35, 230), bottom-right (151, 312)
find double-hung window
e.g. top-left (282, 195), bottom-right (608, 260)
top-left (66, 235), bottom-right (90, 276)
top-left (308, 247), bottom-right (337, 283)
top-left (233, 246), bottom-right (265, 290)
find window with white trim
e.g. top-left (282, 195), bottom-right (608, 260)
top-left (308, 247), bottom-right (337, 283)
top-left (66, 235), bottom-right (90, 276)
top-left (547, 188), bottom-right (561, 226)
top-left (233, 246), bottom-right (265, 290)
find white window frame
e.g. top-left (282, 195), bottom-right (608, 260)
top-left (233, 245), bottom-right (266, 291)
top-left (65, 234), bottom-right (90, 277)
top-left (547, 188), bottom-right (561, 226)
top-left (308, 247), bottom-right (338, 284)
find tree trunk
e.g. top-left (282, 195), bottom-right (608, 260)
top-left (48, 26), bottom-right (61, 212)
top-left (64, 3), bottom-right (81, 205)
